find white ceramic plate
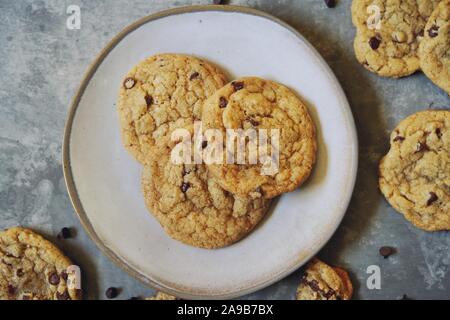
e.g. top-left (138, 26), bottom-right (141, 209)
top-left (63, 5), bottom-right (358, 299)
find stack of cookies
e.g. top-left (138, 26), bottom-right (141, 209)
top-left (118, 54), bottom-right (317, 249)
top-left (352, 0), bottom-right (450, 95)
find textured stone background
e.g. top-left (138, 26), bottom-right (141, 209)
top-left (0, 0), bottom-right (449, 300)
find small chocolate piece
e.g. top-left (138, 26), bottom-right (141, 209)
top-left (379, 246), bottom-right (395, 258)
top-left (49, 272), bottom-right (60, 286)
top-left (56, 290), bottom-right (70, 300)
top-left (324, 0), bottom-right (336, 8)
top-left (57, 227), bottom-right (71, 240)
top-left (247, 117), bottom-right (260, 127)
top-left (426, 192), bottom-right (438, 206)
top-left (435, 128), bottom-right (442, 139)
top-left (105, 287), bottom-right (119, 299)
top-left (123, 77), bottom-right (136, 89)
top-left (202, 140), bottom-right (208, 149)
top-left (145, 95), bottom-right (153, 107)
top-left (189, 72), bottom-right (200, 80)
top-left (417, 29), bottom-right (425, 37)
top-left (181, 182), bottom-right (190, 193)
top-left (16, 269), bottom-right (24, 277)
top-left (428, 25), bottom-right (439, 38)
top-left (61, 271), bottom-right (68, 281)
top-left (231, 81), bottom-right (244, 91)
top-left (393, 135), bottom-right (405, 142)
top-left (369, 36), bottom-right (381, 50)
top-left (308, 279), bottom-right (321, 292)
top-left (323, 288), bottom-right (336, 299)
top-left (415, 142), bottom-right (428, 153)
top-left (219, 96), bottom-right (228, 108)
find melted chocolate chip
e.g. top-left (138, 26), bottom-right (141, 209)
top-left (16, 268), bottom-right (24, 277)
top-left (379, 246), bottom-right (395, 258)
top-left (393, 135), bottom-right (405, 142)
top-left (105, 287), bottom-right (119, 299)
top-left (189, 72), bottom-right (200, 80)
top-left (49, 272), bottom-right (60, 285)
top-left (123, 77), bottom-right (136, 89)
top-left (323, 288), bottom-right (337, 299)
top-left (181, 182), bottom-right (191, 193)
top-left (324, 0), bottom-right (336, 8)
top-left (57, 227), bottom-right (71, 240)
top-left (369, 36), bottom-right (381, 50)
top-left (428, 25), bottom-right (439, 38)
top-left (219, 96), bottom-right (228, 108)
top-left (427, 192), bottom-right (438, 206)
top-left (415, 142), bottom-right (428, 153)
top-left (145, 95), bottom-right (153, 107)
top-left (56, 290), bottom-right (70, 300)
top-left (308, 279), bottom-right (321, 292)
top-left (436, 128), bottom-right (442, 139)
top-left (417, 29), bottom-right (424, 37)
top-left (231, 81), bottom-right (244, 91)
top-left (202, 140), bottom-right (208, 149)
top-left (247, 117), bottom-right (260, 127)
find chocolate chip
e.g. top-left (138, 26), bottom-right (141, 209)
top-left (231, 81), bottom-right (244, 91)
top-left (219, 96), bottom-right (228, 108)
top-left (247, 117), bottom-right (259, 127)
top-left (145, 95), bottom-right (153, 107)
top-left (57, 227), bottom-right (71, 239)
top-left (369, 36), bottom-right (381, 50)
top-left (61, 271), bottom-right (68, 281)
top-left (427, 192), bottom-right (438, 206)
top-left (417, 29), bottom-right (424, 37)
top-left (202, 140), bottom-right (208, 149)
top-left (415, 142), bottom-right (428, 153)
top-left (379, 246), bottom-right (395, 258)
top-left (48, 272), bottom-right (60, 286)
top-left (181, 182), bottom-right (190, 193)
top-left (324, 0), bottom-right (336, 8)
top-left (189, 72), bottom-right (200, 80)
top-left (323, 288), bottom-right (336, 299)
top-left (56, 290), bottom-right (70, 300)
top-left (436, 128), bottom-right (442, 139)
top-left (7, 285), bottom-right (15, 295)
top-left (16, 268), bottom-right (24, 277)
top-left (106, 287), bottom-right (119, 299)
top-left (393, 135), bottom-right (405, 142)
top-left (308, 279), bottom-right (321, 292)
top-left (123, 77), bottom-right (136, 89)
top-left (428, 25), bottom-right (439, 38)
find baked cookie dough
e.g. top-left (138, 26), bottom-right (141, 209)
top-left (419, 0), bottom-right (450, 95)
top-left (0, 227), bottom-right (81, 300)
top-left (118, 54), bottom-right (228, 164)
top-left (352, 0), bottom-right (441, 77)
top-left (141, 136), bottom-right (271, 249)
top-left (296, 258), bottom-right (353, 300)
top-left (379, 110), bottom-right (450, 231)
top-left (201, 77), bottom-right (316, 199)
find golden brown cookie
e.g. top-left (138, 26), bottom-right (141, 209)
top-left (352, 0), bottom-right (440, 77)
top-left (0, 227), bottom-right (81, 300)
top-left (141, 135), bottom-right (271, 249)
top-left (118, 54), bottom-right (228, 164)
top-left (146, 292), bottom-right (177, 300)
top-left (201, 77), bottom-right (317, 199)
top-left (296, 258), bottom-right (353, 300)
top-left (419, 0), bottom-right (450, 95)
top-left (379, 110), bottom-right (450, 231)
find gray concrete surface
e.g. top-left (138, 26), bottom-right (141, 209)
top-left (0, 0), bottom-right (449, 300)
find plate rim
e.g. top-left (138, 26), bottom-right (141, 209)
top-left (62, 4), bottom-right (358, 299)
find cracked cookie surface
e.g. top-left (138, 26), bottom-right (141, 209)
top-left (201, 77), bottom-right (316, 199)
top-left (419, 0), bottom-right (450, 95)
top-left (379, 110), bottom-right (450, 231)
top-left (352, 0), bottom-right (440, 77)
top-left (296, 258), bottom-right (353, 300)
top-left (141, 136), bottom-right (271, 249)
top-left (0, 227), bottom-right (81, 300)
top-left (118, 54), bottom-right (227, 164)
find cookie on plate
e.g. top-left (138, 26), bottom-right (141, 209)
top-left (118, 54), bottom-right (228, 164)
top-left (141, 135), bottom-right (272, 249)
top-left (296, 258), bottom-right (353, 300)
top-left (379, 110), bottom-right (450, 231)
top-left (0, 227), bottom-right (81, 300)
top-left (419, 0), bottom-right (450, 95)
top-left (201, 77), bottom-right (317, 199)
top-left (352, 0), bottom-right (441, 77)
top-left (146, 292), bottom-right (177, 300)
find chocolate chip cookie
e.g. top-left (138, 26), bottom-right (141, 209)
top-left (379, 110), bottom-right (450, 231)
top-left (296, 258), bottom-right (353, 300)
top-left (419, 0), bottom-right (450, 95)
top-left (118, 54), bottom-right (228, 164)
top-left (141, 135), bottom-right (271, 249)
top-left (352, 0), bottom-right (440, 78)
top-left (201, 77), bottom-right (317, 199)
top-left (0, 227), bottom-right (81, 300)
